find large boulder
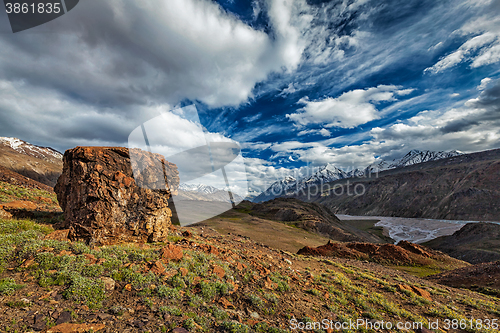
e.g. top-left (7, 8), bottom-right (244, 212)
top-left (55, 147), bottom-right (179, 245)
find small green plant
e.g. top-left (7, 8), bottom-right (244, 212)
top-left (200, 280), bottom-right (217, 300)
top-left (64, 275), bottom-right (105, 309)
top-left (222, 321), bottom-right (250, 333)
top-left (0, 278), bottom-right (24, 295)
top-left (263, 292), bottom-right (279, 305)
top-left (306, 288), bottom-right (321, 297)
top-left (248, 294), bottom-right (264, 308)
top-left (157, 285), bottom-right (181, 300)
top-left (6, 299), bottom-right (31, 308)
top-left (210, 306), bottom-right (229, 321)
top-left (143, 297), bottom-right (154, 309)
top-left (188, 294), bottom-right (203, 307)
top-left (183, 318), bottom-right (196, 330)
top-left (160, 306), bottom-right (182, 316)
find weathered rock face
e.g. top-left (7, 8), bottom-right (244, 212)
top-left (55, 147), bottom-right (179, 245)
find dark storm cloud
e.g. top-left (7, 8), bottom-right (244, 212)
top-left (441, 119), bottom-right (480, 134)
top-left (0, 0), bottom-right (303, 151)
top-left (441, 79), bottom-right (500, 134)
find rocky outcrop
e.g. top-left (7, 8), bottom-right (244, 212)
top-left (249, 198), bottom-right (363, 242)
top-left (55, 147), bottom-right (179, 245)
top-left (297, 240), bottom-right (463, 266)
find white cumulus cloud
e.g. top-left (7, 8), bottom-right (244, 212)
top-left (286, 85), bottom-right (411, 128)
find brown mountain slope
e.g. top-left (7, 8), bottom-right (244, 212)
top-left (428, 260), bottom-right (500, 297)
top-left (0, 165), bottom-right (54, 192)
top-left (0, 139), bottom-right (62, 187)
top-left (310, 148), bottom-right (500, 221)
top-left (248, 198), bottom-right (389, 243)
top-left (423, 222), bottom-right (500, 264)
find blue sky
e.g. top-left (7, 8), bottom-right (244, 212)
top-left (0, 0), bottom-right (499, 195)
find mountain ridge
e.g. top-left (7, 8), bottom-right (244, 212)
top-left (0, 137), bottom-right (63, 187)
top-left (254, 149), bottom-right (462, 202)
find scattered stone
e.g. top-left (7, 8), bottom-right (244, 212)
top-left (131, 320), bottom-right (144, 328)
top-left (172, 328), bottom-right (190, 333)
top-left (200, 244), bottom-right (219, 255)
top-left (55, 311), bottom-right (72, 325)
top-left (182, 230), bottom-right (192, 238)
top-left (264, 277), bottom-right (277, 290)
top-left (45, 323), bottom-right (106, 332)
top-left (246, 319), bottom-right (260, 327)
top-left (36, 196), bottom-right (53, 203)
top-left (32, 314), bottom-right (46, 331)
top-left (219, 297), bottom-right (234, 309)
top-left (212, 265), bottom-right (225, 278)
top-left (398, 284), bottom-right (432, 301)
top-left (124, 284), bottom-right (132, 292)
top-left (20, 258), bottom-right (35, 268)
top-left (149, 260), bottom-right (166, 275)
top-left (83, 253), bottom-right (97, 264)
top-left (250, 311), bottom-right (260, 319)
top-left (109, 306), bottom-right (127, 316)
top-left (54, 146), bottom-right (179, 245)
top-left (0, 208), bottom-right (12, 219)
top-left (101, 277), bottom-right (116, 291)
top-left (179, 267), bottom-right (188, 276)
top-left (160, 243), bottom-right (183, 262)
top-left (411, 286), bottom-right (432, 301)
top-left (97, 313), bottom-right (112, 320)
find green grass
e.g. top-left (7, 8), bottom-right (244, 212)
top-left (388, 265), bottom-right (443, 277)
top-left (0, 181), bottom-right (57, 204)
top-left (0, 278), bottom-right (24, 295)
top-left (0, 219), bottom-right (53, 235)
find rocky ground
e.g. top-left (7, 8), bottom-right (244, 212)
top-left (0, 173), bottom-right (500, 333)
top-left (0, 215), bottom-right (499, 332)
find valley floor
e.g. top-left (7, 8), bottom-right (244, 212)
top-left (337, 215), bottom-right (495, 244)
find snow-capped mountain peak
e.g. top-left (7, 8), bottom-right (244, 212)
top-left (387, 150), bottom-right (462, 169)
top-left (301, 164), bottom-right (346, 185)
top-left (253, 149), bottom-right (463, 202)
top-left (0, 137), bottom-right (62, 162)
top-left (178, 183), bottom-right (221, 194)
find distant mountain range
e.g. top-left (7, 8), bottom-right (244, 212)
top-left (0, 137), bottom-right (63, 187)
top-left (313, 148), bottom-right (500, 222)
top-left (175, 183), bottom-right (244, 203)
top-left (254, 149), bottom-right (462, 202)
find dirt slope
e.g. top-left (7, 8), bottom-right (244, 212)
top-left (0, 144), bottom-right (62, 187)
top-left (243, 198), bottom-right (389, 243)
top-left (423, 222), bottom-right (500, 264)
top-left (428, 261), bottom-right (500, 297)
